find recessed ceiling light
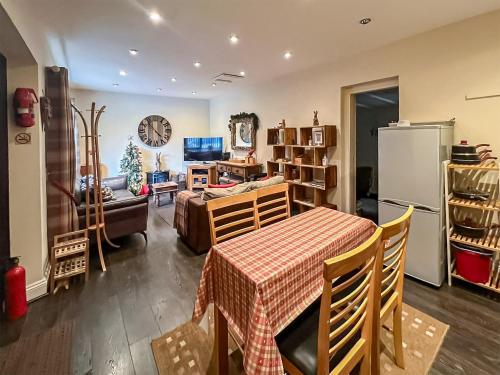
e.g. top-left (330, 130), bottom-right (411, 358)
top-left (149, 11), bottom-right (162, 23)
top-left (192, 91), bottom-right (197, 95)
top-left (171, 77), bottom-right (177, 82)
top-left (193, 61), bottom-right (201, 68)
top-left (240, 71), bottom-right (246, 76)
top-left (157, 88), bottom-right (162, 92)
top-left (229, 34), bottom-right (239, 44)
top-left (283, 51), bottom-right (292, 60)
top-left (112, 83), bottom-right (119, 87)
top-left (212, 83), bottom-right (217, 87)
top-left (129, 49), bottom-right (139, 56)
top-left (119, 70), bottom-right (127, 76)
top-left (359, 18), bottom-right (371, 25)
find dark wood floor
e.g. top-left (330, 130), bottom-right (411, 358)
top-left (1, 201), bottom-right (499, 374)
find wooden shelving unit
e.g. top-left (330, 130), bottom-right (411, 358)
top-left (444, 160), bottom-right (500, 294)
top-left (267, 125), bottom-right (337, 212)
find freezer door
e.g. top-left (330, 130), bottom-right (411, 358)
top-left (378, 127), bottom-right (441, 209)
top-left (379, 201), bottom-right (444, 286)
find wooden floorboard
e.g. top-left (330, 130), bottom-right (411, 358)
top-left (0, 199), bottom-right (499, 374)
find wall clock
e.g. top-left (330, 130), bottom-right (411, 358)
top-left (138, 115), bottom-right (172, 147)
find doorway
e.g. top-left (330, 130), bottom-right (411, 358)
top-left (354, 87), bottom-right (399, 223)
top-left (0, 52), bottom-right (8, 262)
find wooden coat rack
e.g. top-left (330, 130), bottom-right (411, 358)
top-left (72, 102), bottom-right (118, 271)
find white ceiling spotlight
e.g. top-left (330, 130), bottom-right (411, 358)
top-left (171, 77), bottom-right (177, 82)
top-left (192, 91), bottom-right (197, 95)
top-left (212, 83), bottom-right (217, 87)
top-left (193, 61), bottom-right (201, 68)
top-left (129, 49), bottom-right (139, 56)
top-left (359, 18), bottom-right (372, 25)
top-left (229, 34), bottom-right (239, 44)
top-left (157, 88), bottom-right (163, 93)
top-left (149, 11), bottom-right (162, 23)
top-left (283, 51), bottom-right (292, 60)
top-left (239, 71), bottom-right (246, 77)
top-left (112, 83), bottom-right (119, 87)
top-left (119, 70), bottom-right (127, 76)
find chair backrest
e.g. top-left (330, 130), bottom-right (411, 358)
top-left (379, 205), bottom-right (413, 302)
top-left (206, 190), bottom-right (258, 245)
top-left (317, 227), bottom-right (384, 375)
top-left (255, 183), bottom-right (290, 227)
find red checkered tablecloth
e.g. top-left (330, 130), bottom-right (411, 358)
top-left (192, 207), bottom-right (376, 374)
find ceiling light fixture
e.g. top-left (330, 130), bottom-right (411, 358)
top-left (119, 70), bottom-right (127, 76)
top-left (129, 49), bottom-right (139, 56)
top-left (192, 91), bottom-right (197, 95)
top-left (193, 61), bottom-right (201, 68)
top-left (171, 77), bottom-right (177, 82)
top-left (229, 34), bottom-right (239, 44)
top-left (149, 11), bottom-right (162, 23)
top-left (239, 71), bottom-right (246, 76)
top-left (359, 18), bottom-right (371, 25)
top-left (112, 83), bottom-right (119, 87)
top-left (212, 83), bottom-right (217, 87)
top-left (157, 88), bottom-right (163, 92)
top-left (283, 51), bottom-right (292, 60)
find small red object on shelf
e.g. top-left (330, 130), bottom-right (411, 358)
top-left (4, 257), bottom-right (28, 320)
top-left (454, 244), bottom-right (492, 284)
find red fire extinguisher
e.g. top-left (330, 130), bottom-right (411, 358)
top-left (5, 257), bottom-right (28, 320)
top-left (14, 88), bottom-right (38, 127)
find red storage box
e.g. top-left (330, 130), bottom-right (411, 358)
top-left (453, 242), bottom-right (492, 284)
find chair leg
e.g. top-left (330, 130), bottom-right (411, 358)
top-left (393, 303), bottom-right (405, 369)
top-left (140, 230), bottom-right (148, 244)
top-left (359, 353), bottom-right (371, 375)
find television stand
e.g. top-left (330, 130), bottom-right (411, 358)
top-left (187, 164), bottom-right (217, 190)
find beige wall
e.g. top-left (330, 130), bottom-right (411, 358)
top-left (210, 10), bottom-right (500, 210)
top-left (71, 89), bottom-right (210, 179)
top-left (1, 3), bottom-right (49, 298)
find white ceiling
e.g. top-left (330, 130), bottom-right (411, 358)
top-left (17, 0), bottom-right (500, 99)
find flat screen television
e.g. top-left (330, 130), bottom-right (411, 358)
top-left (184, 137), bottom-right (223, 162)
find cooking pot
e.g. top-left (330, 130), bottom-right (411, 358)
top-left (453, 187), bottom-right (490, 201)
top-left (451, 140), bottom-right (490, 154)
top-left (453, 218), bottom-right (487, 238)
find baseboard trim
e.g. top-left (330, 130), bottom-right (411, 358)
top-left (26, 277), bottom-right (48, 301)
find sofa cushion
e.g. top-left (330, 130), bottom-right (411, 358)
top-left (208, 182), bottom-right (237, 188)
top-left (248, 175), bottom-right (284, 189)
top-left (201, 182), bottom-right (252, 201)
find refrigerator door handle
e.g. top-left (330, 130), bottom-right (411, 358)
top-left (379, 199), bottom-right (438, 213)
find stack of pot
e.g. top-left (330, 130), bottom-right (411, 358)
top-left (451, 141), bottom-right (496, 165)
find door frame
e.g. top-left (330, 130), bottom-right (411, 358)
top-left (0, 52), bottom-right (9, 262)
top-left (340, 76), bottom-right (399, 214)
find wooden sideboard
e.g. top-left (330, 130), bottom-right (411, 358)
top-left (216, 161), bottom-right (262, 184)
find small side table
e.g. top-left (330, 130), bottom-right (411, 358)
top-left (152, 181), bottom-right (178, 207)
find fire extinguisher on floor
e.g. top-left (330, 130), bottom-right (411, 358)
top-left (4, 257), bottom-right (28, 320)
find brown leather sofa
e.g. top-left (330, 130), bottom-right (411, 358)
top-left (77, 175), bottom-right (148, 242)
top-left (176, 176), bottom-right (286, 254)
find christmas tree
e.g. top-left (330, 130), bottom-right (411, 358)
top-left (120, 138), bottom-right (143, 195)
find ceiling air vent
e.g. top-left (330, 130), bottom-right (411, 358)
top-left (213, 73), bottom-right (245, 83)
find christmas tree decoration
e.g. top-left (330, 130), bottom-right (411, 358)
top-left (120, 138), bottom-right (144, 195)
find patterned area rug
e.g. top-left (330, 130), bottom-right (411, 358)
top-left (0, 320), bottom-right (74, 375)
top-left (151, 303), bottom-right (448, 375)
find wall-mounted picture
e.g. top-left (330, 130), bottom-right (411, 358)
top-left (229, 112), bottom-right (258, 151)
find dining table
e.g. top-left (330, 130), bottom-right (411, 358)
top-left (192, 206), bottom-right (377, 375)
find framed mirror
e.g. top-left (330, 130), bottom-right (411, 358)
top-left (229, 112), bottom-right (258, 151)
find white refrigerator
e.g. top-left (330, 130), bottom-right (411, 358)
top-left (378, 124), bottom-right (453, 286)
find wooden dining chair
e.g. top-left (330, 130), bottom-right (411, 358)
top-left (255, 183), bottom-right (290, 227)
top-left (276, 227), bottom-right (384, 375)
top-left (206, 190), bottom-right (259, 245)
top-left (376, 205), bottom-right (413, 370)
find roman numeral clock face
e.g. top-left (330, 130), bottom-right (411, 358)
top-left (137, 115), bottom-right (172, 147)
